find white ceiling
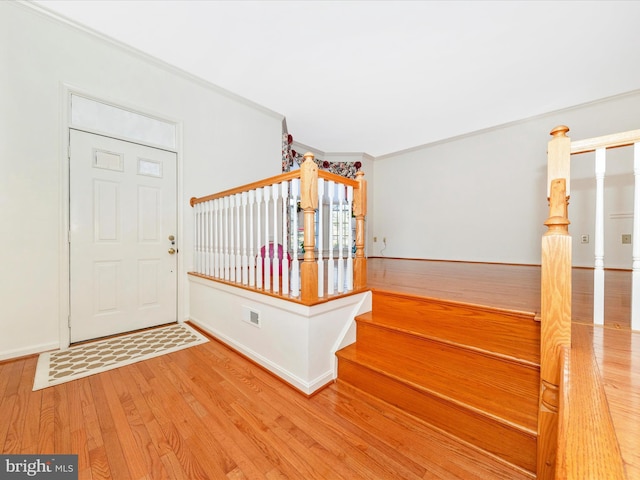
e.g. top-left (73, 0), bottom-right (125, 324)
top-left (33, 0), bottom-right (640, 157)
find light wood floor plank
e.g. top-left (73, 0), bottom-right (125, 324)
top-left (37, 386), bottom-right (54, 454)
top-left (3, 357), bottom-right (34, 453)
top-left (89, 374), bottom-right (133, 480)
top-left (0, 360), bottom-right (25, 451)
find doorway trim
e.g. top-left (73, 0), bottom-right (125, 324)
top-left (59, 83), bottom-right (184, 349)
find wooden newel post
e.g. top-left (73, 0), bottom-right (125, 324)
top-left (300, 153), bottom-right (319, 303)
top-left (537, 126), bottom-right (572, 480)
top-left (353, 171), bottom-right (367, 289)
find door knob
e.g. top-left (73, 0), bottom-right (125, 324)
top-left (168, 248), bottom-right (176, 255)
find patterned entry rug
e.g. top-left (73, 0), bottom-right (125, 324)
top-left (33, 323), bottom-right (208, 390)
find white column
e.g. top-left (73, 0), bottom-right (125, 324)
top-left (291, 179), bottom-right (300, 297)
top-left (317, 178), bottom-right (325, 298)
top-left (632, 143), bottom-right (640, 331)
top-left (281, 181), bottom-right (290, 295)
top-left (593, 147), bottom-right (606, 325)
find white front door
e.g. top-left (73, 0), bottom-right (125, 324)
top-left (69, 129), bottom-right (177, 343)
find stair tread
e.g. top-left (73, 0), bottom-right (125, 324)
top-left (357, 311), bottom-right (540, 368)
top-left (337, 343), bottom-right (538, 432)
top-left (337, 358), bottom-right (537, 473)
top-left (361, 294), bottom-right (541, 364)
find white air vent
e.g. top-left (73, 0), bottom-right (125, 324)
top-left (242, 306), bottom-right (261, 328)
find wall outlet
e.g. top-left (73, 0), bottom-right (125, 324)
top-left (580, 234), bottom-right (589, 244)
top-left (622, 234), bottom-right (632, 244)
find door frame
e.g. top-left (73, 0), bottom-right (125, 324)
top-left (59, 84), bottom-right (184, 349)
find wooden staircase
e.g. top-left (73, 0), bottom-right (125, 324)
top-left (336, 290), bottom-right (540, 477)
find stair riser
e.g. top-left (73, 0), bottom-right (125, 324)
top-left (338, 359), bottom-right (536, 474)
top-left (372, 292), bottom-right (540, 363)
top-left (356, 322), bottom-right (539, 430)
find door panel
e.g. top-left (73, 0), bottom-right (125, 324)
top-left (69, 129), bottom-right (177, 342)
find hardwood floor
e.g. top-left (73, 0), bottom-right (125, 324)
top-left (1, 335), bottom-right (529, 480)
top-left (367, 257), bottom-right (632, 329)
top-left (367, 258), bottom-right (640, 479)
top-left (2, 258), bottom-right (638, 479)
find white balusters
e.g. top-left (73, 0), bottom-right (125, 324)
top-left (337, 183), bottom-right (345, 293)
top-left (272, 183), bottom-right (280, 293)
top-left (317, 178), bottom-right (325, 298)
top-left (248, 190), bottom-right (256, 287)
top-left (223, 196), bottom-right (230, 281)
top-left (264, 185), bottom-right (271, 290)
top-left (217, 198), bottom-right (223, 279)
top-left (205, 200), bottom-right (212, 276)
top-left (256, 188), bottom-right (263, 289)
top-left (291, 178), bottom-right (300, 297)
top-left (593, 147), bottom-right (606, 325)
top-left (235, 193), bottom-right (242, 283)
top-left (633, 143), bottom-right (640, 331)
top-left (241, 192), bottom-right (248, 285)
top-left (191, 172), bottom-right (363, 300)
top-left (230, 195), bottom-right (237, 281)
top-left (213, 199), bottom-right (220, 278)
top-left (194, 202), bottom-right (201, 273)
top-left (281, 181), bottom-right (290, 295)
top-left (327, 180), bottom-right (336, 295)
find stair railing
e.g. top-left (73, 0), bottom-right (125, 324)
top-left (190, 153), bottom-right (367, 305)
top-left (569, 128), bottom-right (640, 329)
top-left (540, 125), bottom-right (635, 479)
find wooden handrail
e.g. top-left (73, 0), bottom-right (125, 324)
top-left (190, 162), bottom-right (360, 207)
top-left (189, 152), bottom-right (367, 304)
top-left (190, 170), bottom-right (302, 206)
top-left (318, 170), bottom-right (359, 188)
top-left (571, 128), bottom-right (640, 155)
top-left (556, 330), bottom-right (626, 479)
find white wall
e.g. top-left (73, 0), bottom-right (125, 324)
top-left (0, 3), bottom-right (283, 359)
top-left (372, 91), bottom-right (640, 267)
top-left (188, 276), bottom-right (370, 394)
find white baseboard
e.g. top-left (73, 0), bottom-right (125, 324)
top-left (189, 317), bottom-right (334, 395)
top-left (0, 341), bottom-right (59, 362)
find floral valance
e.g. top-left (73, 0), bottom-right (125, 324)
top-left (282, 133), bottom-right (361, 179)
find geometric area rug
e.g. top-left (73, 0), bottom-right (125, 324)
top-left (33, 323), bottom-right (208, 391)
